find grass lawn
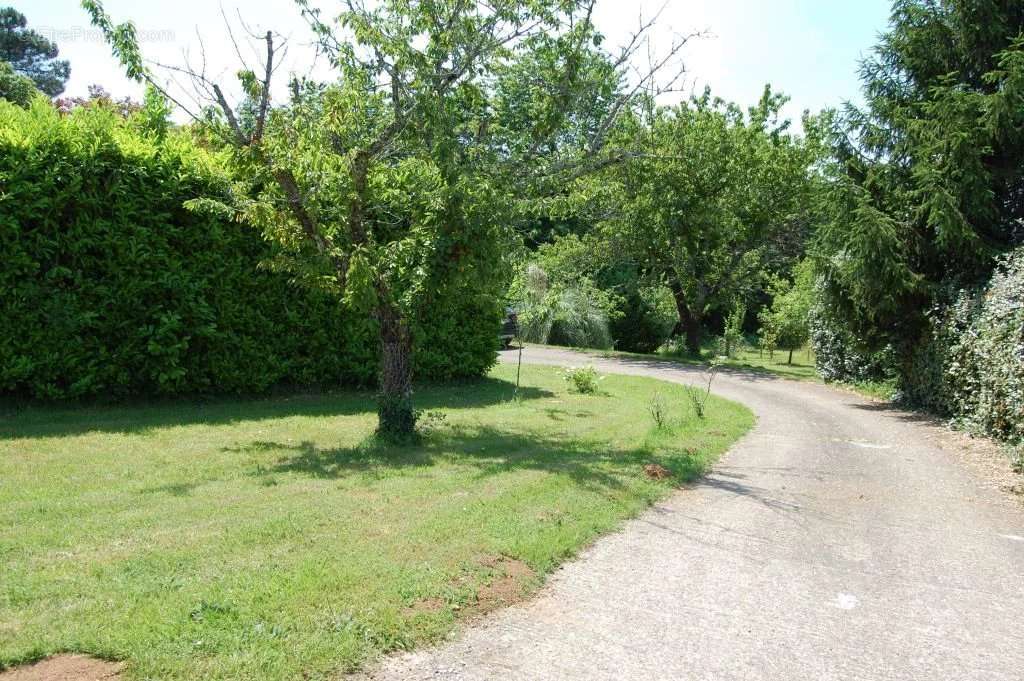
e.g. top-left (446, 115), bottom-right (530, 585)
top-left (595, 343), bottom-right (821, 382)
top-left (0, 364), bottom-right (752, 680)
top-left (597, 344), bottom-right (898, 400)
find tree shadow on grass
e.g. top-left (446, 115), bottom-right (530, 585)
top-left (242, 424), bottom-right (711, 493)
top-left (0, 378), bottom-right (554, 441)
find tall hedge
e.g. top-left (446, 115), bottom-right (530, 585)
top-left (0, 101), bottom-right (500, 400)
top-left (901, 249), bottom-right (1024, 444)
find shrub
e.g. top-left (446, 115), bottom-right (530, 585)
top-left (0, 61), bottom-right (36, 107)
top-left (0, 100), bottom-right (499, 399)
top-left (511, 262), bottom-right (614, 350)
top-left (562, 365), bottom-right (602, 394)
top-left (950, 254), bottom-right (1024, 443)
top-left (683, 361), bottom-right (720, 420)
top-left (722, 301), bottom-right (746, 359)
top-left (648, 391), bottom-right (669, 429)
top-left (902, 249), bottom-right (1024, 443)
top-left (809, 303), bottom-right (893, 384)
top-left (610, 285), bottom-right (677, 353)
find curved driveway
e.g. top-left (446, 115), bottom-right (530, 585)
top-left (365, 346), bottom-right (1024, 681)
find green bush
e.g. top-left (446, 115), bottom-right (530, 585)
top-left (610, 284), bottom-right (677, 354)
top-left (903, 249), bottom-right (1024, 443)
top-left (562, 365), bottom-right (602, 394)
top-left (809, 301), bottom-right (893, 384)
top-left (0, 100), bottom-right (499, 400)
top-left (0, 61), bottom-right (36, 107)
top-left (510, 262), bottom-right (615, 350)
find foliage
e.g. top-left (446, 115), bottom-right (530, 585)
top-left (648, 391), bottom-right (669, 429)
top-left (510, 233), bottom-right (677, 353)
top-left (0, 59), bottom-right (33, 106)
top-left (684, 361), bottom-right (721, 420)
top-left (809, 301), bottom-right (893, 384)
top-left (85, 0), bottom-right (674, 437)
top-left (902, 248), bottom-right (1024, 443)
top-left (722, 300), bottom-right (746, 358)
top-left (0, 7), bottom-right (69, 96)
top-left (758, 321), bottom-right (778, 359)
top-left (814, 0), bottom-right (1024, 358)
top-left (609, 283), bottom-right (678, 353)
top-left (607, 86), bottom-right (816, 353)
top-left (562, 365), bottom-right (604, 394)
top-left (0, 99), bottom-right (498, 399)
top-left (53, 83), bottom-right (144, 118)
top-left (758, 259), bottom-right (814, 364)
top-left (508, 236), bottom-right (619, 349)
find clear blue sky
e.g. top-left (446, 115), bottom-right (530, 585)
top-left (14, 1), bottom-right (894, 126)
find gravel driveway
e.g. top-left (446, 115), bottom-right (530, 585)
top-left (361, 346), bottom-right (1024, 681)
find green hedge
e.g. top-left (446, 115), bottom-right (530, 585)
top-left (901, 249), bottom-right (1024, 444)
top-left (0, 101), bottom-right (500, 400)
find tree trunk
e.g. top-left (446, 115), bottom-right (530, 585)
top-left (787, 348), bottom-right (794, 365)
top-left (376, 300), bottom-right (416, 439)
top-left (671, 285), bottom-right (702, 355)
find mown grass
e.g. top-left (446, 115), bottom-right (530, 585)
top-left (602, 343), bottom-right (899, 400)
top-left (0, 364), bottom-right (752, 680)
top-left (594, 342), bottom-right (820, 381)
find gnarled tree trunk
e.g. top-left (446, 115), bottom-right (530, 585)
top-left (375, 299), bottom-right (416, 439)
top-left (670, 283), bottom-right (703, 355)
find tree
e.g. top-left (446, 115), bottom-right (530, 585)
top-left (722, 299), bottom-right (746, 359)
top-left (759, 259), bottom-right (814, 365)
top-left (84, 0), bottom-right (688, 438)
top-left (607, 87), bottom-right (814, 354)
top-left (816, 0), bottom-right (1024, 356)
top-left (53, 84), bottom-right (144, 117)
top-left (0, 8), bottom-right (70, 96)
top-left (0, 60), bottom-right (35, 106)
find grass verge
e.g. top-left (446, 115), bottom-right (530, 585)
top-left (591, 342), bottom-right (894, 399)
top-left (591, 343), bottom-right (820, 381)
top-left (0, 364), bottom-right (752, 680)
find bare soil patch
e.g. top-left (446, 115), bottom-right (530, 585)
top-left (0, 655), bottom-right (122, 681)
top-left (402, 596), bottom-right (446, 617)
top-left (643, 463), bottom-right (671, 480)
top-left (468, 556), bottom-right (536, 615)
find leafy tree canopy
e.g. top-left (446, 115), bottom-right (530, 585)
top-left (84, 0), bottom-right (684, 438)
top-left (604, 86), bottom-right (816, 352)
top-left (0, 59), bottom-right (35, 106)
top-left (759, 259), bottom-right (814, 363)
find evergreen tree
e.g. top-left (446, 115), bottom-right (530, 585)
top-left (817, 0), bottom-right (1024, 352)
top-left (0, 7), bottom-right (70, 96)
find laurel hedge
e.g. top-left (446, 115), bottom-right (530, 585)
top-left (0, 100), bottom-right (500, 400)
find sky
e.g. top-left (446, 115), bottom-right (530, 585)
top-left (14, 1), bottom-right (894, 128)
